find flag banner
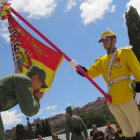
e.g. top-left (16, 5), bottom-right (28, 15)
top-left (8, 17), bottom-right (64, 90)
top-left (0, 3), bottom-right (112, 102)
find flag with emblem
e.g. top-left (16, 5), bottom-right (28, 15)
top-left (0, 4), bottom-right (112, 102)
top-left (7, 16), bottom-right (63, 91)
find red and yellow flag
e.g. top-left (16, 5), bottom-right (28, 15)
top-left (8, 17), bottom-right (64, 91)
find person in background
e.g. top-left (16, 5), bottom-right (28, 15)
top-left (93, 128), bottom-right (104, 140)
top-left (52, 135), bottom-right (63, 140)
top-left (114, 122), bottom-right (125, 140)
top-left (65, 106), bottom-right (88, 140)
top-left (38, 135), bottom-right (44, 140)
top-left (104, 120), bottom-right (115, 140)
top-left (90, 124), bottom-right (97, 140)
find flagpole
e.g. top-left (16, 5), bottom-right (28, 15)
top-left (10, 6), bottom-right (112, 102)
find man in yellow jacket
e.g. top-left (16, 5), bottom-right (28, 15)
top-left (69, 30), bottom-right (140, 140)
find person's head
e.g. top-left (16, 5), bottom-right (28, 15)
top-left (114, 121), bottom-right (118, 125)
top-left (55, 135), bottom-right (59, 140)
top-left (99, 30), bottom-right (116, 51)
top-left (65, 106), bottom-right (73, 117)
top-left (115, 122), bottom-right (120, 128)
top-left (94, 128), bottom-right (98, 133)
top-left (52, 135), bottom-right (58, 140)
top-left (27, 65), bottom-right (48, 91)
top-left (92, 124), bottom-right (96, 130)
top-left (38, 135), bottom-right (42, 140)
top-left (52, 135), bottom-right (55, 139)
top-left (106, 120), bottom-right (111, 127)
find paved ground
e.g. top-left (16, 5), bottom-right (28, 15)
top-left (32, 126), bottom-right (106, 140)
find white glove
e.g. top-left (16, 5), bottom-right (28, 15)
top-left (69, 59), bottom-right (78, 69)
top-left (135, 93), bottom-right (140, 105)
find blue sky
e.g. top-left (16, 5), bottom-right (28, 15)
top-left (0, 0), bottom-right (140, 130)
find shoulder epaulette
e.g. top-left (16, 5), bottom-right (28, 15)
top-left (94, 58), bottom-right (99, 63)
top-left (120, 46), bottom-right (132, 50)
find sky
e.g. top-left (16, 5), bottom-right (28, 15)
top-left (0, 0), bottom-right (140, 130)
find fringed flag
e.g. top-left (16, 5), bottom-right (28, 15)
top-left (7, 16), bottom-right (63, 93)
top-left (0, 2), bottom-right (112, 102)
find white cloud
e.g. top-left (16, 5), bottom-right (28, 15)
top-left (46, 105), bottom-right (57, 110)
top-left (0, 21), bottom-right (10, 42)
top-left (1, 110), bottom-right (23, 128)
top-left (65, 0), bottom-right (77, 12)
top-left (126, 0), bottom-right (140, 15)
top-left (80, 0), bottom-right (116, 25)
top-left (9, 0), bottom-right (57, 19)
top-left (110, 5), bottom-right (116, 13)
top-left (1, 33), bottom-right (10, 42)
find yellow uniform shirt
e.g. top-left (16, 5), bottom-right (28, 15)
top-left (87, 47), bottom-right (140, 105)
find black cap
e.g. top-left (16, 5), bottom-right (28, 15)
top-left (66, 106), bottom-right (72, 112)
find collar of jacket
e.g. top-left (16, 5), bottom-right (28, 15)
top-left (107, 47), bottom-right (117, 54)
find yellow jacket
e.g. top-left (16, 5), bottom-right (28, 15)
top-left (87, 47), bottom-right (140, 105)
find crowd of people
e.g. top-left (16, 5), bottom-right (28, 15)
top-left (65, 106), bottom-right (126, 140)
top-left (37, 118), bottom-right (127, 140)
top-left (89, 121), bottom-right (125, 140)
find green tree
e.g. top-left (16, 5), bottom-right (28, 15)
top-left (80, 112), bottom-right (114, 128)
top-left (125, 6), bottom-right (140, 62)
top-left (35, 120), bottom-right (52, 138)
top-left (44, 119), bottom-right (52, 136)
top-left (35, 123), bottom-right (42, 136)
top-left (26, 117), bottom-right (35, 139)
top-left (41, 120), bottom-right (47, 137)
top-left (15, 124), bottom-right (27, 140)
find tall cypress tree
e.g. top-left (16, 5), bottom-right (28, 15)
top-left (41, 120), bottom-right (47, 137)
top-left (15, 124), bottom-right (27, 140)
top-left (44, 119), bottom-right (52, 136)
top-left (36, 123), bottom-right (42, 136)
top-left (125, 6), bottom-right (140, 62)
top-left (26, 117), bottom-right (35, 139)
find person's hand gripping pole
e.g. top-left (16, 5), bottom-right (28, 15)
top-left (69, 59), bottom-right (112, 103)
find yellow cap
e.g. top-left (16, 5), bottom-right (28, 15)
top-left (99, 30), bottom-right (116, 43)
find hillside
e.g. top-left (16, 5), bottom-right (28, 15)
top-left (46, 97), bottom-right (112, 134)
